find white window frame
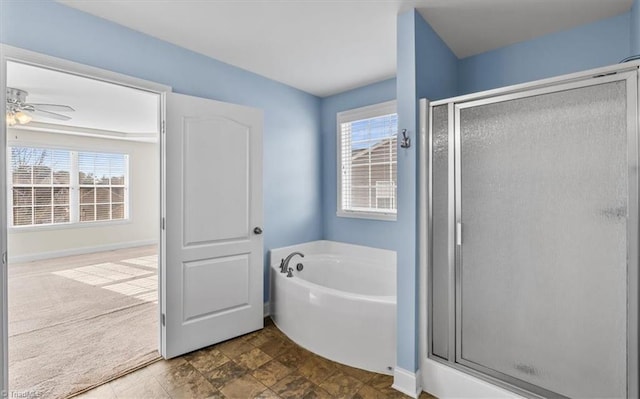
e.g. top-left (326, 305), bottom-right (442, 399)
top-left (76, 150), bottom-right (129, 224)
top-left (336, 100), bottom-right (397, 221)
top-left (7, 146), bottom-right (130, 229)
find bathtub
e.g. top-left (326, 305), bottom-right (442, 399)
top-left (269, 240), bottom-right (396, 374)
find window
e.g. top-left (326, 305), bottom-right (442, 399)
top-left (9, 147), bottom-right (128, 227)
top-left (78, 152), bottom-right (127, 222)
top-left (337, 100), bottom-right (397, 220)
top-left (10, 148), bottom-right (71, 226)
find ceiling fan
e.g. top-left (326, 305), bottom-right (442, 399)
top-left (6, 87), bottom-right (75, 126)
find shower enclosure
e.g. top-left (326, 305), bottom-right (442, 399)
top-left (422, 63), bottom-right (639, 398)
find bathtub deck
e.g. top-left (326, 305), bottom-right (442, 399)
top-left (74, 317), bottom-right (436, 399)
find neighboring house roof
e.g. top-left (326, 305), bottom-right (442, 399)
top-left (351, 137), bottom-right (395, 162)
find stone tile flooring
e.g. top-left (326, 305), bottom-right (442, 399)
top-left (74, 318), bottom-right (436, 399)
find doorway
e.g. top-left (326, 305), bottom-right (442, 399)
top-left (1, 44), bottom-right (266, 398)
top-left (2, 50), bottom-right (166, 398)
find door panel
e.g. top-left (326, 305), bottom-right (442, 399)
top-left (457, 80), bottom-right (630, 398)
top-left (182, 255), bottom-right (249, 321)
top-left (182, 116), bottom-right (249, 245)
top-left (430, 104), bottom-right (450, 360)
top-left (164, 92), bottom-right (263, 358)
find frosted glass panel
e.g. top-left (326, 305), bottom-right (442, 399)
top-left (459, 81), bottom-right (628, 398)
top-left (431, 105), bottom-right (450, 359)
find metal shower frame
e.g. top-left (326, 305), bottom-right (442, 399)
top-left (419, 60), bottom-right (640, 399)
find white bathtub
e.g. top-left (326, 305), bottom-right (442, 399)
top-left (269, 240), bottom-right (396, 374)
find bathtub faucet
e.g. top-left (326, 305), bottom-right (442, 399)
top-left (280, 251), bottom-right (304, 273)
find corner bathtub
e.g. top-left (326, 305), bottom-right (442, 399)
top-left (270, 240), bottom-right (396, 374)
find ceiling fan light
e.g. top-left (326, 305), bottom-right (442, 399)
top-left (14, 111), bottom-right (32, 124)
top-left (6, 111), bottom-right (17, 126)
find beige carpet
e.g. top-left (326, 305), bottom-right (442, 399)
top-left (8, 247), bottom-right (160, 399)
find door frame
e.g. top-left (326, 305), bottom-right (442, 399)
top-left (0, 44), bottom-right (172, 395)
top-left (419, 60), bottom-right (640, 399)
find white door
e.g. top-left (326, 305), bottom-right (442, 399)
top-left (163, 92), bottom-right (263, 358)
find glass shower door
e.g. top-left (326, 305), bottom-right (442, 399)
top-left (455, 76), bottom-right (637, 398)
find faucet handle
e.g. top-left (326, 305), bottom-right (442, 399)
top-left (279, 258), bottom-right (286, 273)
top-left (286, 268), bottom-right (294, 277)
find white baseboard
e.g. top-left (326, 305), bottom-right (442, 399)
top-left (422, 359), bottom-right (524, 399)
top-left (263, 302), bottom-right (270, 318)
top-left (8, 239), bottom-right (157, 263)
top-left (392, 366), bottom-right (422, 398)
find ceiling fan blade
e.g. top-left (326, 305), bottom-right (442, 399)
top-left (30, 109), bottom-right (73, 121)
top-left (30, 103), bottom-right (75, 112)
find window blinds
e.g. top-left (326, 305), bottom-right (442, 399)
top-left (340, 113), bottom-right (397, 214)
top-left (11, 147), bottom-right (71, 226)
top-left (9, 147), bottom-right (128, 227)
top-left (78, 152), bottom-right (127, 222)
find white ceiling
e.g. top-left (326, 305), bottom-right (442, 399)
top-left (55, 0), bottom-right (636, 97)
top-left (419, 0), bottom-right (634, 59)
top-left (7, 61), bottom-right (160, 135)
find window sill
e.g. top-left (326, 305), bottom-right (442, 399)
top-left (9, 218), bottom-right (132, 233)
top-left (336, 210), bottom-right (397, 221)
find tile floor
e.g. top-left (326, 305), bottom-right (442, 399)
top-left (74, 318), bottom-right (436, 399)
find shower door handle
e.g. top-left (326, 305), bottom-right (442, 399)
top-left (456, 223), bottom-right (462, 246)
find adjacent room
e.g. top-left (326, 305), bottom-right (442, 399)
top-left (5, 61), bottom-right (161, 398)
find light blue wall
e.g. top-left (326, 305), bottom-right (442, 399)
top-left (394, 11), bottom-right (419, 372)
top-left (458, 12), bottom-right (632, 94)
top-left (0, 0), bottom-right (323, 301)
top-left (320, 9), bottom-right (457, 373)
top-left (320, 10), bottom-right (458, 372)
top-left (632, 0), bottom-right (640, 55)
top-left (413, 15), bottom-right (459, 102)
top-left (320, 78), bottom-right (397, 249)
top-left (396, 9), bottom-right (458, 372)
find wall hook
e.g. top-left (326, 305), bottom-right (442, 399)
top-left (400, 129), bottom-right (411, 148)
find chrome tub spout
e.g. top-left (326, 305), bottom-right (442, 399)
top-left (280, 251), bottom-right (304, 273)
